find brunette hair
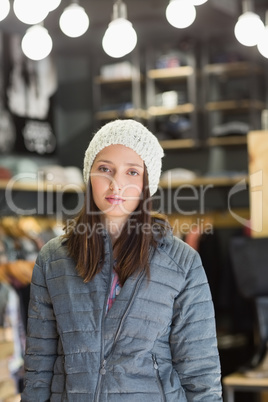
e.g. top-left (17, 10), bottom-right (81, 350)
top-left (64, 169), bottom-right (168, 285)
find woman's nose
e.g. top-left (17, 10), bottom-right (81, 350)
top-left (109, 176), bottom-right (122, 192)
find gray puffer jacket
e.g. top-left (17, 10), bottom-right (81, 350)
top-left (21, 232), bottom-right (222, 401)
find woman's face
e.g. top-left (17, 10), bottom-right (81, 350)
top-left (90, 144), bottom-right (144, 226)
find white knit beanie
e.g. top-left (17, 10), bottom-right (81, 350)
top-left (83, 119), bottom-right (164, 196)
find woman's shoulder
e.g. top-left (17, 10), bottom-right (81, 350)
top-left (155, 226), bottom-right (201, 274)
top-left (37, 235), bottom-right (69, 264)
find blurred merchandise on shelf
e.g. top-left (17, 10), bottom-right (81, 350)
top-left (212, 121), bottom-right (250, 137)
top-left (157, 115), bottom-right (192, 140)
top-left (155, 90), bottom-right (187, 108)
top-left (100, 61), bottom-right (135, 79)
top-left (100, 102), bottom-right (134, 112)
top-left (160, 167), bottom-right (197, 185)
top-left (38, 165), bottom-right (84, 186)
top-left (155, 50), bottom-right (187, 69)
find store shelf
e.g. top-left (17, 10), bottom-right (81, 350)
top-left (0, 180), bottom-right (85, 193)
top-left (168, 208), bottom-right (250, 229)
top-left (147, 66), bottom-right (194, 80)
top-left (205, 99), bottom-right (265, 111)
top-left (206, 136), bottom-right (248, 147)
top-left (204, 61), bottom-right (264, 76)
top-left (159, 138), bottom-right (197, 149)
top-left (95, 108), bottom-right (147, 121)
top-left (159, 174), bottom-right (248, 189)
top-left (147, 103), bottom-right (194, 116)
top-left (94, 76), bottom-right (133, 85)
top-left (159, 136), bottom-right (247, 149)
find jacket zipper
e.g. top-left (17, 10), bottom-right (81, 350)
top-left (93, 235), bottom-right (113, 402)
top-left (152, 354), bottom-right (166, 402)
top-left (94, 245), bottom-right (153, 402)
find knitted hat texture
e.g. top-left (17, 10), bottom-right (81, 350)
top-left (83, 119), bottom-right (164, 196)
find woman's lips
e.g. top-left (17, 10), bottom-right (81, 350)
top-left (105, 196), bottom-right (125, 205)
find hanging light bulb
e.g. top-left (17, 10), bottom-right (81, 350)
top-left (257, 11), bottom-right (268, 58)
top-left (258, 27), bottom-right (268, 58)
top-left (59, 3), bottom-right (89, 38)
top-left (47, 0), bottom-right (61, 12)
top-left (234, 0), bottom-right (265, 46)
top-left (13, 0), bottom-right (49, 25)
top-left (102, 0), bottom-right (137, 58)
top-left (21, 25), bottom-right (53, 61)
top-left (0, 0), bottom-right (10, 22)
top-left (191, 0), bottom-right (208, 5)
top-left (166, 0), bottom-right (196, 29)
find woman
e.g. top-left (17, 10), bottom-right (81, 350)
top-left (21, 119), bottom-right (222, 401)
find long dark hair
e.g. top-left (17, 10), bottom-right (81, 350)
top-left (64, 169), bottom-right (168, 285)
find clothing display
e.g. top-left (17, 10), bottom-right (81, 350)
top-left (0, 216), bottom-right (62, 395)
top-left (0, 282), bottom-right (25, 393)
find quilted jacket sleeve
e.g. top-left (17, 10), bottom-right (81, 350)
top-left (21, 251), bottom-right (58, 402)
top-left (170, 249), bottom-right (222, 401)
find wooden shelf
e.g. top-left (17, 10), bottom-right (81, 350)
top-left (95, 108), bottom-right (147, 120)
top-left (0, 174), bottom-right (248, 192)
top-left (159, 136), bottom-right (247, 149)
top-left (207, 136), bottom-right (248, 146)
top-left (95, 76), bottom-right (132, 84)
top-left (204, 62), bottom-right (264, 76)
top-left (147, 66), bottom-right (194, 80)
top-left (0, 180), bottom-right (85, 193)
top-left (168, 208), bottom-right (250, 229)
top-left (205, 99), bottom-right (265, 111)
top-left (159, 174), bottom-right (248, 189)
top-left (95, 73), bottom-right (142, 85)
top-left (147, 103), bottom-right (194, 116)
top-left (159, 138), bottom-right (196, 149)
top-left (223, 372), bottom-right (268, 388)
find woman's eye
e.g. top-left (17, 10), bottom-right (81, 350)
top-left (98, 166), bottom-right (110, 173)
top-left (128, 170), bottom-right (139, 176)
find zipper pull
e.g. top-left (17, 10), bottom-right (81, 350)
top-left (152, 355), bottom-right (158, 370)
top-left (99, 359), bottom-right (107, 375)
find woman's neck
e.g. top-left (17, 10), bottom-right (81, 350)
top-left (103, 217), bottom-right (126, 245)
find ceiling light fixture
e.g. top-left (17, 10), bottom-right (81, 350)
top-left (166, 0), bottom-right (196, 29)
top-left (191, 0), bottom-right (208, 5)
top-left (257, 11), bottom-right (268, 59)
top-left (0, 0), bottom-right (10, 22)
top-left (102, 0), bottom-right (137, 58)
top-left (47, 0), bottom-right (62, 12)
top-left (13, 0), bottom-right (49, 25)
top-left (234, 0), bottom-right (265, 46)
top-left (59, 1), bottom-right (90, 38)
top-left (21, 25), bottom-right (53, 60)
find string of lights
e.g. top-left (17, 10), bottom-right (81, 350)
top-left (0, 0), bottom-right (267, 61)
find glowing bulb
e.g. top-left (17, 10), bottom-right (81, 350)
top-left (21, 25), bottom-right (53, 61)
top-left (102, 18), bottom-right (137, 58)
top-left (234, 12), bottom-right (265, 46)
top-left (257, 26), bottom-right (268, 58)
top-left (59, 4), bottom-right (89, 38)
top-left (166, 0), bottom-right (196, 29)
top-left (0, 0), bottom-right (10, 22)
top-left (13, 0), bottom-right (48, 25)
top-left (191, 0), bottom-right (208, 5)
top-left (47, 0), bottom-right (61, 12)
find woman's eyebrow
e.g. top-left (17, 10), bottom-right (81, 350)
top-left (96, 159), bottom-right (143, 169)
top-left (96, 159), bottom-right (113, 164)
top-left (125, 162), bottom-right (144, 169)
